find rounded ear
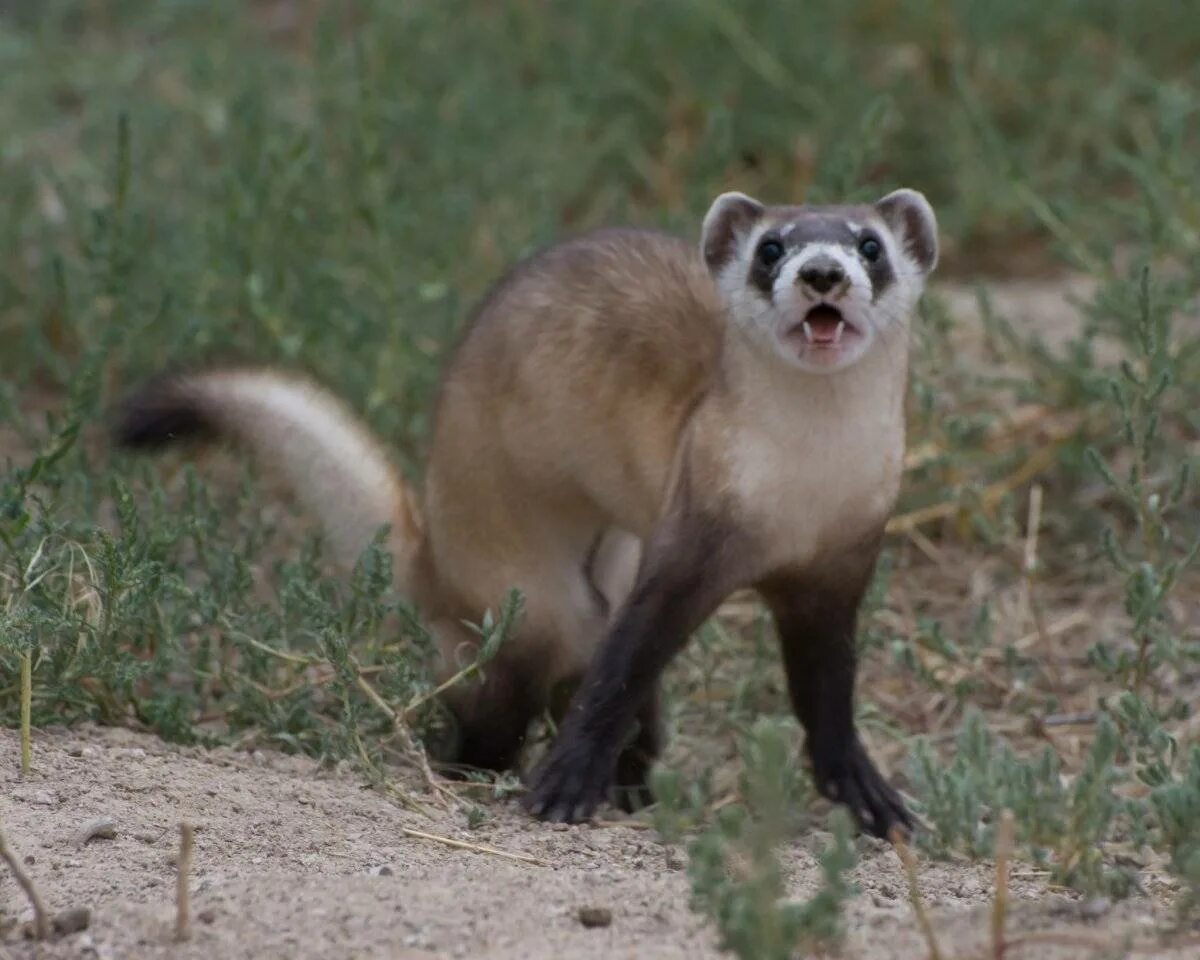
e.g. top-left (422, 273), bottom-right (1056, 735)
top-left (875, 189), bottom-right (938, 275)
top-left (700, 192), bottom-right (765, 275)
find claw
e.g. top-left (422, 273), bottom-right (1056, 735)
top-left (813, 739), bottom-right (912, 839)
top-left (523, 737), bottom-right (613, 824)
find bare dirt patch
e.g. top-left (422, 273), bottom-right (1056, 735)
top-left (0, 725), bottom-right (1190, 960)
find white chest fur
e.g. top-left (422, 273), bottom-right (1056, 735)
top-left (718, 338), bottom-right (906, 570)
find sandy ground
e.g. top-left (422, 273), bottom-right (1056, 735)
top-left (0, 725), bottom-right (1192, 960)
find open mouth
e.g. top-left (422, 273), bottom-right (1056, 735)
top-left (788, 304), bottom-right (858, 347)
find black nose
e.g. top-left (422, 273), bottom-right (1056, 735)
top-left (798, 257), bottom-right (846, 294)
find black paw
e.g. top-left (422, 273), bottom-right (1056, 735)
top-left (523, 736), bottom-right (615, 824)
top-left (812, 738), bottom-right (912, 839)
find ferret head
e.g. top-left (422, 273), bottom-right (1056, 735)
top-left (700, 189), bottom-right (938, 374)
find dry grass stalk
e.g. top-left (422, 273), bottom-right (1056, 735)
top-left (1018, 485), bottom-right (1054, 690)
top-left (991, 809), bottom-right (1015, 960)
top-left (402, 660), bottom-right (485, 719)
top-left (19, 652), bottom-right (31, 776)
top-left (981, 609), bottom-right (1091, 659)
top-left (890, 827), bottom-right (944, 960)
top-left (887, 441), bottom-right (1064, 535)
top-left (0, 818), bottom-right (49, 940)
top-left (175, 821), bottom-right (194, 942)
top-left (901, 408), bottom-right (1084, 473)
top-left (213, 629), bottom-right (457, 812)
top-left (399, 826), bottom-right (548, 867)
top-left (352, 663), bottom-right (460, 810)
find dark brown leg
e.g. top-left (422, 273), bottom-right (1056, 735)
top-left (524, 512), bottom-right (734, 823)
top-left (762, 573), bottom-right (912, 839)
top-left (544, 672), bottom-right (661, 812)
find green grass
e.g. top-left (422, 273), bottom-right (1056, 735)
top-left (1, 0), bottom-right (1199, 953)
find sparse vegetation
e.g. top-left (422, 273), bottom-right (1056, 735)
top-left (1, 0), bottom-right (1198, 956)
top-left (653, 720), bottom-right (857, 960)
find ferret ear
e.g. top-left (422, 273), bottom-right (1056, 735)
top-left (701, 192), bottom-right (765, 275)
top-left (875, 189), bottom-right (938, 276)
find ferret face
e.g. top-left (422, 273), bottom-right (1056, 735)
top-left (700, 189), bottom-right (938, 374)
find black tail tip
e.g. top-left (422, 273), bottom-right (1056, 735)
top-left (110, 374), bottom-right (215, 450)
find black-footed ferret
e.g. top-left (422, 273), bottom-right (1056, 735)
top-left (114, 188), bottom-right (938, 837)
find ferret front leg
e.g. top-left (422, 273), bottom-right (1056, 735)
top-left (763, 575), bottom-right (912, 839)
top-left (524, 515), bottom-right (734, 823)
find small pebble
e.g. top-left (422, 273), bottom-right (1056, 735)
top-left (74, 816), bottom-right (118, 848)
top-left (31, 791), bottom-right (56, 807)
top-left (577, 906), bottom-right (612, 928)
top-left (1080, 897), bottom-right (1112, 922)
top-left (52, 906), bottom-right (92, 936)
top-left (371, 865), bottom-right (394, 877)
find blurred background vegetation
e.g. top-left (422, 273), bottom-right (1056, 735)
top-left (3, 0), bottom-right (1198, 451)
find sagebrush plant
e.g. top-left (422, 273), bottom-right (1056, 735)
top-left (907, 258), bottom-right (1198, 904)
top-left (1086, 266), bottom-right (1198, 696)
top-left (1151, 748), bottom-right (1200, 923)
top-left (1084, 263), bottom-right (1200, 917)
top-left (1, 0), bottom-right (1199, 950)
top-left (652, 719), bottom-right (856, 960)
top-left (0, 414), bottom-right (514, 776)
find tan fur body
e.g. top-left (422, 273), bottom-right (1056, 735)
top-left (421, 231), bottom-right (719, 681)
top-left (420, 227), bottom-right (904, 690)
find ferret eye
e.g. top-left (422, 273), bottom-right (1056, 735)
top-left (858, 236), bottom-right (882, 262)
top-left (756, 238), bottom-right (784, 266)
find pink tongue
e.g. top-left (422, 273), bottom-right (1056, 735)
top-left (809, 319), bottom-right (839, 343)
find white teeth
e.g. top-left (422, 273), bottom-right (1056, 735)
top-left (802, 321), bottom-right (814, 343)
top-left (833, 321), bottom-right (845, 344)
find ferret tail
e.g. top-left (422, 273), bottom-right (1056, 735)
top-left (112, 366), bottom-right (423, 589)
